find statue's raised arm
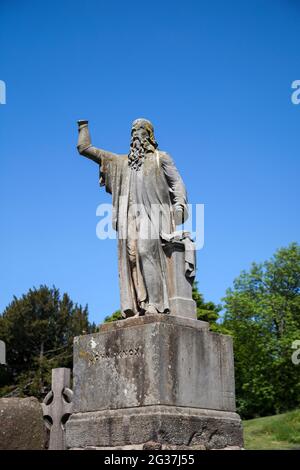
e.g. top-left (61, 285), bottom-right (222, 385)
top-left (77, 120), bottom-right (117, 164)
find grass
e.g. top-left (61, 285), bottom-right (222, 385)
top-left (243, 409), bottom-right (300, 450)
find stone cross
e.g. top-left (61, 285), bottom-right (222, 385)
top-left (42, 368), bottom-right (73, 450)
top-left (0, 340), bottom-right (6, 365)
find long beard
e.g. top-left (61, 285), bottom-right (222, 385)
top-left (128, 137), bottom-right (156, 170)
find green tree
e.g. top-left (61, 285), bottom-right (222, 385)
top-left (193, 282), bottom-right (222, 331)
top-left (222, 243), bottom-right (300, 418)
top-left (0, 285), bottom-right (96, 398)
top-left (104, 310), bottom-right (122, 323)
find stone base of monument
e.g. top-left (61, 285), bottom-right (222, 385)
top-left (66, 315), bottom-right (243, 450)
top-left (67, 406), bottom-right (242, 450)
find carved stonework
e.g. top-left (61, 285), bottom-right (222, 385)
top-left (66, 315), bottom-right (243, 449)
top-left (162, 231), bottom-right (197, 319)
top-left (68, 119), bottom-right (244, 449)
top-left (77, 119), bottom-right (195, 319)
top-left (42, 368), bottom-right (73, 450)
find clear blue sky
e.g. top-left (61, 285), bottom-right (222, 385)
top-left (1, 0), bottom-right (299, 324)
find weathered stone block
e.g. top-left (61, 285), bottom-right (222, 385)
top-left (0, 397), bottom-right (47, 450)
top-left (72, 314), bottom-right (235, 412)
top-left (66, 405), bottom-right (243, 450)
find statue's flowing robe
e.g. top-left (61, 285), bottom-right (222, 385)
top-left (99, 150), bottom-right (188, 316)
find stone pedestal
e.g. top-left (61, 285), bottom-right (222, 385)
top-left (66, 315), bottom-right (243, 450)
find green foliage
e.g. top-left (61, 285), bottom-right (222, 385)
top-left (243, 408), bottom-right (300, 449)
top-left (223, 243), bottom-right (300, 418)
top-left (193, 281), bottom-right (222, 331)
top-left (104, 310), bottom-right (123, 323)
top-left (0, 285), bottom-right (96, 399)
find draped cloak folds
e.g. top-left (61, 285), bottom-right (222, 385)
top-left (99, 150), bottom-right (188, 317)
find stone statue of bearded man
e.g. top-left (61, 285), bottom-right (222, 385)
top-left (77, 118), bottom-right (195, 319)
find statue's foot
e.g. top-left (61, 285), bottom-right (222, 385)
top-left (123, 309), bottom-right (138, 318)
top-left (145, 305), bottom-right (159, 315)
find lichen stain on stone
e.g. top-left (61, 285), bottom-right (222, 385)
top-left (79, 350), bottom-right (92, 362)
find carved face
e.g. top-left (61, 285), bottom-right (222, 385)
top-left (130, 119), bottom-right (157, 150)
top-left (128, 120), bottom-right (158, 169)
top-left (131, 127), bottom-right (149, 144)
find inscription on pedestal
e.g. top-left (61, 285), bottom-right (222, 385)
top-left (80, 343), bottom-right (144, 366)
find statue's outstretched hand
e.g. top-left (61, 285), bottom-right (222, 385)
top-left (77, 120), bottom-right (89, 129)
